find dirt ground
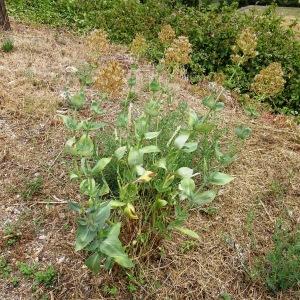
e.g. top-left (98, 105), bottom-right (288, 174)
top-left (1, 22), bottom-right (300, 299)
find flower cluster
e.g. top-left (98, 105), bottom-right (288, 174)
top-left (94, 61), bottom-right (125, 97)
top-left (158, 24), bottom-right (176, 45)
top-left (164, 36), bottom-right (192, 67)
top-left (86, 29), bottom-right (110, 55)
top-left (130, 33), bottom-right (148, 58)
top-left (231, 28), bottom-right (258, 64)
top-left (251, 62), bottom-right (285, 98)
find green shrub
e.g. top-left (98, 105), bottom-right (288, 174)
top-left (7, 1), bottom-right (300, 114)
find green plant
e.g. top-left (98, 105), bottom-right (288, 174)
top-left (0, 257), bottom-right (12, 279)
top-left (4, 223), bottom-right (21, 246)
top-left (34, 265), bottom-right (57, 287)
top-left (1, 38), bottom-right (14, 53)
top-left (21, 176), bottom-right (43, 200)
top-left (62, 69), bottom-right (249, 273)
top-left (254, 223), bottom-right (300, 292)
top-left (18, 262), bottom-right (37, 278)
top-left (103, 284), bottom-right (118, 296)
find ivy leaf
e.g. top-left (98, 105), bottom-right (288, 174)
top-left (100, 223), bottom-right (134, 268)
top-left (208, 172), bottom-right (234, 185)
top-left (85, 253), bottom-right (101, 273)
top-left (76, 134), bottom-right (94, 157)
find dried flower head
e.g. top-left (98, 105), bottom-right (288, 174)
top-left (86, 29), bottom-right (110, 55)
top-left (130, 33), bottom-right (148, 58)
top-left (158, 24), bottom-right (176, 45)
top-left (251, 62), bottom-right (285, 97)
top-left (231, 28), bottom-right (258, 64)
top-left (164, 36), bottom-right (192, 67)
top-left (94, 61), bottom-right (125, 97)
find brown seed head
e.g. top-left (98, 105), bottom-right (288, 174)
top-left (94, 61), bottom-right (125, 97)
top-left (251, 62), bottom-right (285, 97)
top-left (86, 29), bottom-right (110, 55)
top-left (130, 33), bottom-right (148, 58)
top-left (158, 24), bottom-right (176, 45)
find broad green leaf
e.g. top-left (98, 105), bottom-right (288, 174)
top-left (92, 157), bottom-right (112, 174)
top-left (155, 157), bottom-right (167, 170)
top-left (80, 178), bottom-right (96, 196)
top-left (174, 134), bottom-right (189, 149)
top-left (175, 227), bottom-right (199, 239)
top-left (65, 136), bottom-right (76, 154)
top-left (70, 173), bottom-right (79, 180)
top-left (156, 198), bottom-right (168, 208)
top-left (213, 102), bottom-right (224, 111)
top-left (136, 165), bottom-right (146, 176)
top-left (177, 167), bottom-right (193, 178)
top-left (192, 190), bottom-right (216, 205)
top-left (100, 223), bottom-right (134, 268)
top-left (202, 95), bottom-right (216, 109)
top-left (75, 225), bottom-right (97, 251)
top-left (208, 172), bottom-right (234, 185)
top-left (182, 142), bottom-right (198, 153)
top-left (144, 131), bottom-right (161, 140)
top-left (69, 91), bottom-right (85, 109)
top-left (110, 200), bottom-right (126, 208)
top-left (85, 253), bottom-right (101, 273)
top-left (114, 146), bottom-right (127, 160)
top-left (140, 145), bottom-right (160, 154)
top-left (60, 115), bottom-right (78, 131)
top-left (76, 134), bottom-right (94, 157)
top-left (235, 125), bottom-right (252, 140)
top-left (91, 101), bottom-right (104, 115)
top-left (179, 178), bottom-right (195, 198)
top-left (68, 201), bottom-right (81, 212)
top-left (149, 79), bottom-right (160, 92)
top-left (99, 181), bottom-right (110, 196)
top-left (92, 203), bottom-right (111, 226)
top-left (81, 120), bottom-right (105, 131)
top-left (128, 148), bottom-right (143, 167)
top-left (188, 109), bottom-right (198, 128)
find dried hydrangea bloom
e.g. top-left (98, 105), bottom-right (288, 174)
top-left (94, 61), bottom-right (125, 97)
top-left (251, 62), bottom-right (285, 97)
top-left (164, 36), bottom-right (192, 67)
top-left (130, 33), bottom-right (148, 58)
top-left (158, 24), bottom-right (176, 45)
top-left (231, 28), bottom-right (258, 64)
top-left (86, 29), bottom-right (110, 55)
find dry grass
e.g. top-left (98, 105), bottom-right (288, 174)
top-left (0, 21), bottom-right (300, 299)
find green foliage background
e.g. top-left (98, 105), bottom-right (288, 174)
top-left (7, 0), bottom-right (300, 114)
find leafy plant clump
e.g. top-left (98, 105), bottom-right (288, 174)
top-left (62, 69), bottom-right (250, 273)
top-left (256, 224), bottom-right (300, 293)
top-left (1, 38), bottom-right (14, 53)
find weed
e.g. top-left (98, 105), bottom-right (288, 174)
top-left (253, 222), bottom-right (300, 293)
top-left (0, 257), bottom-right (12, 279)
top-left (21, 176), bottom-right (43, 200)
top-left (3, 223), bottom-right (21, 246)
top-left (10, 276), bottom-right (19, 287)
top-left (18, 262), bottom-right (37, 278)
top-left (103, 284), bottom-right (118, 296)
top-left (179, 240), bottom-right (197, 253)
top-left (1, 38), bottom-right (14, 53)
top-left (62, 64), bottom-right (249, 273)
top-left (34, 265), bottom-right (57, 287)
